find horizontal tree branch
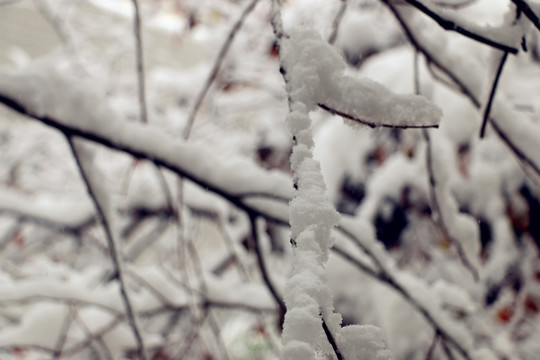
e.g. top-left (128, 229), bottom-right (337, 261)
top-left (319, 103), bottom-right (439, 129)
top-left (401, 0), bottom-right (519, 54)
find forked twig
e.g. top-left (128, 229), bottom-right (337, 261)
top-left (425, 331), bottom-right (440, 360)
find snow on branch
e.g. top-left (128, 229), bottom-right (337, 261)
top-left (0, 56), bottom-right (496, 360)
top-left (0, 64), bottom-right (293, 220)
top-left (386, 2), bottom-right (540, 177)
top-left (0, 189), bottom-right (96, 233)
top-left (280, 30), bottom-right (442, 129)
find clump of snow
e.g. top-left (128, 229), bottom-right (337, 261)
top-left (338, 325), bottom-right (391, 360)
top-left (0, 303), bottom-right (65, 348)
top-left (281, 30), bottom-right (441, 128)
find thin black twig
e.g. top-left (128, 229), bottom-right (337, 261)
top-left (512, 0), bottom-right (540, 31)
top-left (328, 0), bottom-right (348, 45)
top-left (414, 53), bottom-right (479, 281)
top-left (182, 0), bottom-right (261, 139)
top-left (321, 317), bottom-right (344, 360)
top-left (131, 0), bottom-right (148, 125)
top-left (53, 305), bottom-right (74, 359)
top-left (319, 103), bottom-right (439, 129)
top-left (0, 91), bottom-right (290, 227)
top-left (480, 51), bottom-right (508, 138)
top-left (334, 223), bottom-right (475, 360)
top-left (401, 0), bottom-right (518, 54)
top-left (66, 137), bottom-right (148, 360)
top-left (441, 339), bottom-right (457, 360)
top-left (74, 314), bottom-right (114, 360)
top-left (425, 331), bottom-right (440, 360)
top-left (248, 213), bottom-right (286, 321)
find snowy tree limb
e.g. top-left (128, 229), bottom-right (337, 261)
top-left (0, 71), bottom-right (487, 360)
top-left (384, 0), bottom-right (540, 176)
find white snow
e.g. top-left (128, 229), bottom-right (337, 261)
top-left (281, 30), bottom-right (442, 128)
top-left (0, 61), bottom-right (294, 204)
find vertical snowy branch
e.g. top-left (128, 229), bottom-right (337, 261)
top-left (271, 3), bottom-right (343, 358)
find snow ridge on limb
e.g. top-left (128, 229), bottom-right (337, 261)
top-left (0, 63), bottom-right (294, 208)
top-left (281, 30), bottom-right (442, 129)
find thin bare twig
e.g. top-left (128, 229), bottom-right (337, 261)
top-left (425, 331), bottom-right (440, 360)
top-left (422, 130), bottom-right (480, 281)
top-left (321, 317), bottom-right (344, 360)
top-left (53, 305), bottom-right (74, 358)
top-left (182, 0), bottom-right (261, 139)
top-left (66, 137), bottom-right (148, 360)
top-left (248, 213), bottom-right (286, 319)
top-left (206, 312), bottom-right (231, 360)
top-left (74, 314), bottom-right (115, 360)
top-left (32, 0), bottom-right (87, 75)
top-left (512, 0), bottom-right (540, 31)
top-left (130, 0), bottom-right (176, 214)
top-left (479, 51), bottom-right (508, 138)
top-left (319, 103), bottom-right (439, 129)
top-left (131, 0), bottom-right (149, 125)
top-left (414, 51), bottom-right (479, 281)
top-left (401, 0), bottom-right (518, 54)
top-left (441, 339), bottom-right (457, 360)
top-left (176, 310), bottom-right (210, 359)
top-left (328, 0), bottom-right (348, 45)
